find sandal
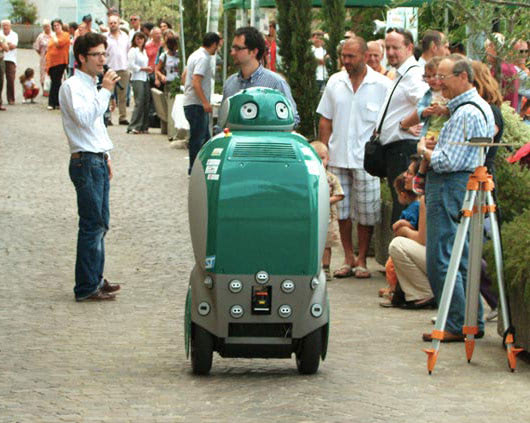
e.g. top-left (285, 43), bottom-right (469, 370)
top-left (353, 266), bottom-right (371, 279)
top-left (333, 264), bottom-right (353, 278)
top-left (323, 266), bottom-right (331, 281)
top-left (378, 287), bottom-right (393, 298)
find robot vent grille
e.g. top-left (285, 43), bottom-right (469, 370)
top-left (232, 142), bottom-right (297, 160)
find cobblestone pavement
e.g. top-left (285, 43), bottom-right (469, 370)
top-left (1, 50), bottom-right (529, 423)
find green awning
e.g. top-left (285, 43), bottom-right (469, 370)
top-left (223, 0), bottom-right (431, 9)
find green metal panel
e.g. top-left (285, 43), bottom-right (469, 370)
top-left (198, 131), bottom-right (321, 276)
top-left (223, 0), bottom-right (432, 9)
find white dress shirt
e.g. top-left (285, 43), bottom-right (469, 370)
top-left (317, 66), bottom-right (391, 169)
top-left (128, 47), bottom-right (148, 81)
top-left (105, 31), bottom-right (130, 71)
top-left (59, 70), bottom-right (113, 154)
top-left (3, 30), bottom-right (18, 63)
top-left (376, 55), bottom-right (429, 145)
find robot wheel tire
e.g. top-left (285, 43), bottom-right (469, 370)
top-left (296, 327), bottom-right (322, 375)
top-left (191, 323), bottom-right (214, 375)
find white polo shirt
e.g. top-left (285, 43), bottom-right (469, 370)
top-left (317, 66), bottom-right (391, 169)
top-left (376, 55), bottom-right (429, 145)
top-left (3, 29), bottom-right (18, 64)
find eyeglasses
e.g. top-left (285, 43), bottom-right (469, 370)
top-left (519, 49), bottom-right (528, 54)
top-left (231, 45), bottom-right (248, 51)
top-left (86, 52), bottom-right (106, 58)
top-left (130, 18), bottom-right (138, 21)
top-left (435, 73), bottom-right (457, 81)
top-left (422, 74), bottom-right (436, 81)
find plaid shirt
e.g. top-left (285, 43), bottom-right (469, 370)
top-left (222, 65), bottom-right (300, 125)
top-left (431, 88), bottom-right (495, 173)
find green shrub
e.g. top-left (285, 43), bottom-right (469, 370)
top-left (484, 208), bottom-right (530, 305)
top-left (9, 0), bottom-right (37, 24)
top-left (492, 103), bottom-right (530, 223)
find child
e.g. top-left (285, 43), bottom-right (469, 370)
top-left (19, 68), bottom-right (39, 104)
top-left (311, 141), bottom-right (345, 281)
top-left (399, 57), bottom-right (449, 194)
top-left (379, 173), bottom-right (420, 305)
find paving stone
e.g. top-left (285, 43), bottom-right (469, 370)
top-left (1, 49), bottom-right (529, 423)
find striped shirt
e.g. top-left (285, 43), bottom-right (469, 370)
top-left (430, 88), bottom-right (495, 173)
top-left (222, 65), bottom-right (300, 125)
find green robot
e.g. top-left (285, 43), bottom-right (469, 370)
top-left (185, 87), bottom-right (330, 375)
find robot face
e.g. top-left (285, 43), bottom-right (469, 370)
top-left (240, 102), bottom-right (258, 120)
top-left (275, 102), bottom-right (289, 119)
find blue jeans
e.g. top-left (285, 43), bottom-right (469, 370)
top-left (425, 171), bottom-right (484, 334)
top-left (69, 154), bottom-right (110, 300)
top-left (184, 104), bottom-right (210, 174)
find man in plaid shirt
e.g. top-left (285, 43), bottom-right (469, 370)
top-left (417, 55), bottom-right (495, 342)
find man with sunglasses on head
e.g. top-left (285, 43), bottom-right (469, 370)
top-left (222, 26), bottom-right (299, 125)
top-left (59, 33), bottom-right (122, 301)
top-left (376, 28), bottom-right (429, 223)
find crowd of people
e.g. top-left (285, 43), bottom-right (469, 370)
top-left (1, 9), bottom-right (528, 343)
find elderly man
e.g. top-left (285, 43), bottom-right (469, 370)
top-left (1, 20), bottom-right (18, 105)
top-left (223, 26), bottom-right (299, 124)
top-left (376, 28), bottom-right (428, 223)
top-left (366, 40), bottom-right (394, 79)
top-left (318, 37), bottom-right (390, 279)
top-left (129, 14), bottom-right (141, 42)
top-left (418, 55), bottom-right (495, 342)
top-left (106, 15), bottom-right (131, 125)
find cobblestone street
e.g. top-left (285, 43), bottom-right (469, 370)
top-left (1, 49), bottom-right (529, 422)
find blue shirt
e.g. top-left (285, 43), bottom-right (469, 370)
top-left (400, 200), bottom-right (420, 230)
top-left (222, 65), bottom-right (300, 125)
top-left (430, 88), bottom-right (495, 173)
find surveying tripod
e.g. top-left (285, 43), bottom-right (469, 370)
top-left (423, 139), bottom-right (523, 374)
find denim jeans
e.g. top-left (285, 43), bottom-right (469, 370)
top-left (425, 171), bottom-right (484, 334)
top-left (69, 154), bottom-right (110, 300)
top-left (184, 104), bottom-right (210, 174)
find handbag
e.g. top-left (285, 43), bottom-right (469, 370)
top-left (363, 65), bottom-right (418, 178)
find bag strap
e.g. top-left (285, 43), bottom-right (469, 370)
top-left (375, 65), bottom-right (419, 135)
top-left (452, 101), bottom-right (487, 124)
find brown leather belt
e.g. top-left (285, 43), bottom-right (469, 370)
top-left (71, 152), bottom-right (109, 160)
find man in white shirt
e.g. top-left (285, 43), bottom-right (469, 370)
top-left (106, 15), bottom-right (131, 125)
top-left (59, 32), bottom-right (121, 301)
top-left (377, 28), bottom-right (429, 223)
top-left (184, 32), bottom-right (222, 174)
top-left (1, 20), bottom-right (18, 105)
top-left (318, 37), bottom-right (391, 279)
top-left (0, 28), bottom-right (8, 110)
top-left (311, 31), bottom-right (328, 91)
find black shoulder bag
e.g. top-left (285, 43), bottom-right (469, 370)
top-left (364, 65), bottom-right (418, 178)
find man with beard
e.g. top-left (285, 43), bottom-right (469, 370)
top-left (223, 26), bottom-right (299, 125)
top-left (376, 28), bottom-right (428, 223)
top-left (317, 37), bottom-right (391, 279)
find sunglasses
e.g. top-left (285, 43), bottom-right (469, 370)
top-left (519, 49), bottom-right (528, 54)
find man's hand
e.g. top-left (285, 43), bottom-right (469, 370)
top-left (203, 102), bottom-right (213, 113)
top-left (431, 103), bottom-right (449, 116)
top-left (407, 124), bottom-right (423, 137)
top-left (101, 68), bottom-right (120, 91)
top-left (107, 159), bottom-right (113, 180)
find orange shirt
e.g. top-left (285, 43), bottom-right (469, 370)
top-left (46, 32), bottom-right (70, 70)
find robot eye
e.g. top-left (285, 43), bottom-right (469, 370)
top-left (240, 102), bottom-right (258, 119)
top-left (275, 102), bottom-right (289, 119)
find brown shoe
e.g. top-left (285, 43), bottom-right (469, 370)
top-left (77, 290), bottom-right (116, 302)
top-left (101, 279), bottom-right (120, 293)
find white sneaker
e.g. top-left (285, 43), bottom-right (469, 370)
top-left (22, 99), bottom-right (27, 104)
top-left (47, 106), bottom-right (53, 110)
top-left (486, 308), bottom-right (498, 322)
top-left (431, 316), bottom-right (437, 324)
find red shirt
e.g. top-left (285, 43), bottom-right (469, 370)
top-left (145, 40), bottom-right (161, 69)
